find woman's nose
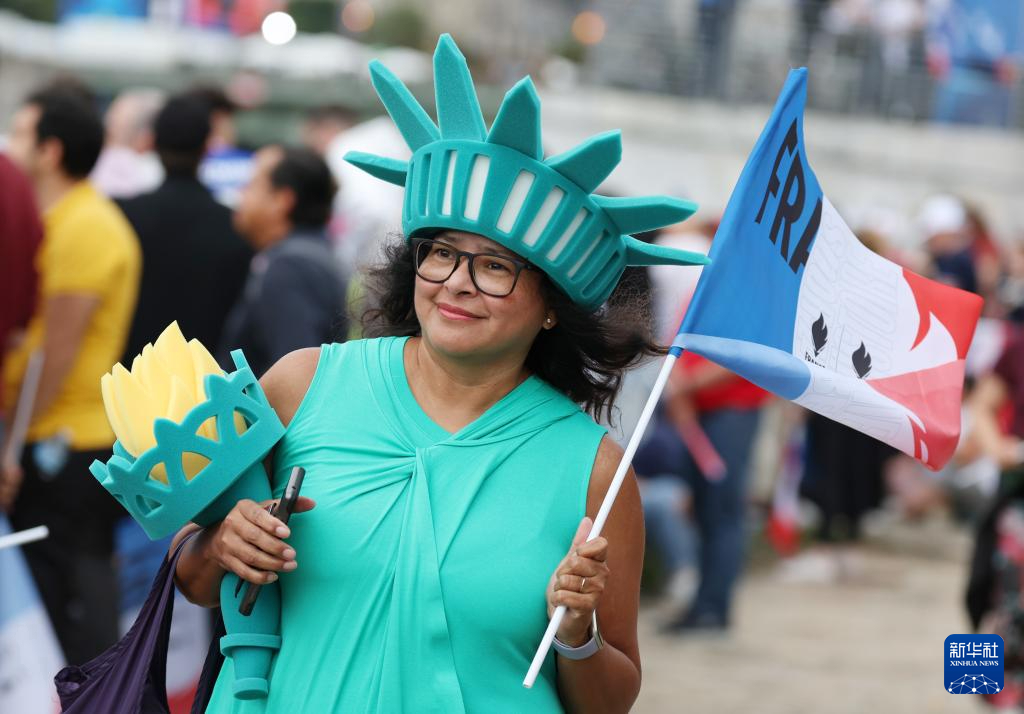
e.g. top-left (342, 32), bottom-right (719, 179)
top-left (445, 257), bottom-right (477, 294)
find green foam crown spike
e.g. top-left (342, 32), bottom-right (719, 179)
top-left (545, 131), bottom-right (622, 194)
top-left (593, 195), bottom-right (699, 236)
top-left (487, 78), bottom-right (542, 160)
top-left (344, 152), bottom-right (408, 187)
top-left (434, 34), bottom-right (487, 140)
top-left (369, 60), bottom-right (439, 151)
top-left (344, 33), bottom-right (708, 310)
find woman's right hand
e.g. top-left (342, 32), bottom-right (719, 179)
top-left (207, 497), bottom-right (316, 584)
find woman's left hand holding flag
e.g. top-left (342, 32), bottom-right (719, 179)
top-left (547, 517), bottom-right (611, 646)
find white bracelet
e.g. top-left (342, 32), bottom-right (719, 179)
top-left (552, 611), bottom-right (604, 660)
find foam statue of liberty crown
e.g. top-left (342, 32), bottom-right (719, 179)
top-left (89, 322), bottom-right (286, 700)
top-left (344, 34), bottom-right (709, 310)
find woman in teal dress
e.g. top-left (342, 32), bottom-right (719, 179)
top-left (172, 35), bottom-right (707, 713)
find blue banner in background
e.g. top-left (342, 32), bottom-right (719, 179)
top-left (930, 0), bottom-right (1024, 65)
top-left (59, 0), bottom-right (149, 21)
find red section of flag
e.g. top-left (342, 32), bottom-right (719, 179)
top-left (902, 268), bottom-right (984, 359)
top-left (867, 359), bottom-right (967, 470)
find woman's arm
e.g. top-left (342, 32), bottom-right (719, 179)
top-left (968, 374), bottom-right (1022, 468)
top-left (171, 347), bottom-right (321, 606)
top-left (553, 435), bottom-right (644, 714)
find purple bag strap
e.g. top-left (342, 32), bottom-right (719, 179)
top-left (189, 610), bottom-right (226, 714)
top-left (55, 533), bottom-right (197, 713)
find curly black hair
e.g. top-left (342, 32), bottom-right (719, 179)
top-left (359, 237), bottom-right (666, 423)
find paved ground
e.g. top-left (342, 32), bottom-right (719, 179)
top-left (634, 512), bottom-right (991, 713)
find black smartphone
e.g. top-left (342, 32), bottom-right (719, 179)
top-left (238, 466), bottom-right (305, 616)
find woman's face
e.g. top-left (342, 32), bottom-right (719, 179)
top-left (413, 230), bottom-right (553, 364)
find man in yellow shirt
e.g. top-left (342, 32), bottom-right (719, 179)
top-left (1, 84), bottom-right (141, 664)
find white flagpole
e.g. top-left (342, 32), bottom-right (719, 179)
top-left (0, 525), bottom-right (49, 551)
top-left (2, 350), bottom-right (44, 472)
top-left (523, 349), bottom-right (681, 688)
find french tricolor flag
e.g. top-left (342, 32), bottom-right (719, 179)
top-left (527, 67), bottom-right (985, 681)
top-left (674, 69), bottom-right (983, 471)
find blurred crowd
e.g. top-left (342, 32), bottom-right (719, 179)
top-left (0, 67), bottom-right (1021, 706)
top-left (694, 0), bottom-right (1022, 125)
top-left (0, 80), bottom-right (353, 666)
top-left (616, 189), bottom-right (1021, 630)
top-left (625, 188), bottom-right (1024, 702)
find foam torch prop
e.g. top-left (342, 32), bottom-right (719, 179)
top-left (89, 322), bottom-right (285, 700)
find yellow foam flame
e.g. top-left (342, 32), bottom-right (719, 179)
top-left (100, 322), bottom-right (243, 482)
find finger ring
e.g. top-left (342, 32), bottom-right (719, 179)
top-left (579, 577), bottom-right (587, 593)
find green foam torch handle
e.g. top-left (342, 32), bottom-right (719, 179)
top-left (89, 350), bottom-right (287, 700)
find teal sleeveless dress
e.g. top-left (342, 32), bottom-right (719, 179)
top-left (205, 336), bottom-right (606, 713)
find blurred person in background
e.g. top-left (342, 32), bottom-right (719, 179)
top-left (1, 83), bottom-right (141, 664)
top-left (873, 0), bottom-right (929, 118)
top-left (631, 223), bottom-right (715, 611)
top-left (635, 218), bottom-right (768, 632)
top-left (302, 104), bottom-right (358, 261)
top-left (966, 324), bottom-right (1024, 706)
top-left (937, 378), bottom-right (1002, 521)
top-left (793, 0), bottom-right (831, 66)
top-left (918, 193), bottom-right (977, 294)
top-left (1001, 240), bottom-right (1024, 324)
top-left (784, 415), bottom-right (895, 581)
top-left (218, 144), bottom-right (346, 377)
top-left (633, 417), bottom-right (700, 612)
top-left (301, 104), bottom-right (359, 158)
top-left (658, 354), bottom-right (770, 633)
top-left (694, 0), bottom-right (741, 99)
top-left (0, 154), bottom-right (43, 441)
top-left (927, 0), bottom-right (1023, 128)
top-left (968, 329), bottom-right (1024, 474)
top-left (119, 94), bottom-right (252, 361)
top-left (189, 85), bottom-right (252, 207)
top-left (324, 115), bottom-right (408, 279)
top-left (962, 202), bottom-right (1005, 316)
top-left (90, 87), bottom-right (165, 199)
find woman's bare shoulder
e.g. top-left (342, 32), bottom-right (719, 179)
top-left (259, 347), bottom-right (322, 427)
top-left (586, 434), bottom-right (639, 515)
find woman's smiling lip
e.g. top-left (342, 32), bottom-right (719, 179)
top-left (436, 302), bottom-right (483, 320)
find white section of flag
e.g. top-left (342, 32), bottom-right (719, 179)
top-left (792, 199), bottom-right (958, 379)
top-left (789, 197), bottom-right (964, 460)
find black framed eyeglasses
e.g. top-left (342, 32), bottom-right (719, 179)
top-left (412, 238), bottom-right (535, 298)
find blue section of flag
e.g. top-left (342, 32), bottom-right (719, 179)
top-left (678, 69), bottom-right (822, 360)
top-left (671, 333), bottom-right (809, 400)
top-left (0, 515), bottom-right (45, 626)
